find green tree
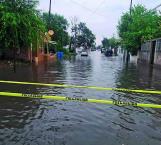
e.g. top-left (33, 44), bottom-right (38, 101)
top-left (0, 0), bottom-right (45, 72)
top-left (0, 0), bottom-right (45, 57)
top-left (70, 16), bottom-right (79, 52)
top-left (109, 37), bottom-right (120, 49)
top-left (101, 37), bottom-right (120, 49)
top-left (42, 13), bottom-right (69, 47)
top-left (101, 38), bottom-right (110, 49)
top-left (118, 5), bottom-right (161, 55)
top-left (75, 22), bottom-right (96, 49)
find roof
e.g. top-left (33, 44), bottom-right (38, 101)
top-left (145, 37), bottom-right (161, 42)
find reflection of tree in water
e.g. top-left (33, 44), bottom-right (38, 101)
top-left (150, 66), bottom-right (161, 90)
top-left (0, 64), bottom-right (44, 130)
top-left (30, 60), bottom-right (67, 96)
top-left (114, 62), bottom-right (155, 103)
top-left (0, 60), bottom-right (68, 131)
top-left (0, 61), bottom-right (69, 144)
top-left (110, 62), bottom-right (161, 141)
top-left (0, 97), bottom-right (41, 129)
top-left (114, 62), bottom-right (161, 118)
top-left (41, 60), bottom-right (67, 82)
top-left (31, 56), bottom-right (92, 87)
top-left (115, 63), bottom-right (154, 90)
top-left (52, 56), bottom-right (93, 98)
top-left (66, 56), bottom-right (92, 85)
top-left (116, 62), bottom-right (161, 90)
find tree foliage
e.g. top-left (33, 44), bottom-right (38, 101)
top-left (0, 0), bottom-right (45, 55)
top-left (72, 22), bottom-right (96, 49)
top-left (101, 37), bottom-right (120, 49)
top-left (108, 37), bottom-right (120, 49)
top-left (42, 13), bottom-right (69, 47)
top-left (102, 38), bottom-right (109, 49)
top-left (118, 5), bottom-right (161, 55)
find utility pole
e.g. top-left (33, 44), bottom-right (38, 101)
top-left (48, 0), bottom-right (52, 30)
top-left (125, 0), bottom-right (133, 63)
top-left (46, 0), bottom-right (52, 55)
top-left (12, 0), bottom-right (16, 72)
top-left (130, 0), bottom-right (133, 15)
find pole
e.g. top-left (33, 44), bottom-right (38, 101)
top-left (48, 0), bottom-right (52, 30)
top-left (30, 43), bottom-right (33, 63)
top-left (12, 0), bottom-right (16, 72)
top-left (130, 0), bottom-right (133, 15)
top-left (74, 25), bottom-right (76, 51)
top-left (126, 0), bottom-right (133, 63)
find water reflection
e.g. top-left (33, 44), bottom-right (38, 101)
top-left (0, 51), bottom-right (161, 145)
top-left (0, 97), bottom-right (40, 129)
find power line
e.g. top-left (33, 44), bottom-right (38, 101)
top-left (90, 0), bottom-right (106, 16)
top-left (70, 0), bottom-right (107, 18)
top-left (152, 3), bottom-right (161, 10)
top-left (48, 0), bottom-right (52, 29)
top-left (70, 0), bottom-right (94, 12)
top-left (130, 0), bottom-right (133, 15)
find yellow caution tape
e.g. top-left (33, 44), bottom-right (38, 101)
top-left (0, 80), bottom-right (161, 94)
top-left (0, 91), bottom-right (161, 109)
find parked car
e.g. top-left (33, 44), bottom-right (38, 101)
top-left (105, 49), bottom-right (113, 57)
top-left (81, 50), bottom-right (88, 56)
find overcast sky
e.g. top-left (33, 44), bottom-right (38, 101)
top-left (38, 0), bottom-right (161, 45)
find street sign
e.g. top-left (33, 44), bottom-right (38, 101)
top-left (48, 30), bottom-right (54, 36)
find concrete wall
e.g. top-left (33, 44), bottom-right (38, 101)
top-left (138, 41), bottom-right (152, 64)
top-left (0, 48), bottom-right (30, 61)
top-left (0, 47), bottom-right (42, 62)
top-left (138, 38), bottom-right (161, 67)
top-left (154, 39), bottom-right (161, 66)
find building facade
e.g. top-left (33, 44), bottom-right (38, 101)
top-left (138, 38), bottom-right (161, 67)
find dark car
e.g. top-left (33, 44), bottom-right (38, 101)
top-left (105, 49), bottom-right (113, 57)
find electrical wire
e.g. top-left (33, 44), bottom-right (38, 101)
top-left (90, 0), bottom-right (106, 16)
top-left (70, 0), bottom-right (107, 18)
top-left (152, 3), bottom-right (161, 10)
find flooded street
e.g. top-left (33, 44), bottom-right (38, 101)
top-left (0, 51), bottom-right (161, 145)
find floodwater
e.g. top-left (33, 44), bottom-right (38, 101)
top-left (0, 51), bottom-right (161, 145)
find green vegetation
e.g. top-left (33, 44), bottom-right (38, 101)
top-left (0, 0), bottom-right (96, 61)
top-left (42, 13), bottom-right (70, 48)
top-left (109, 37), bottom-right (120, 49)
top-left (102, 38), bottom-right (110, 49)
top-left (42, 14), bottom-right (96, 54)
top-left (76, 22), bottom-right (96, 49)
top-left (101, 37), bottom-right (120, 49)
top-left (118, 5), bottom-right (161, 55)
top-left (42, 12), bottom-right (75, 57)
top-left (0, 0), bottom-right (45, 57)
top-left (70, 22), bottom-right (96, 51)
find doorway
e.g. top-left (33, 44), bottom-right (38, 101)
top-left (150, 40), bottom-right (156, 65)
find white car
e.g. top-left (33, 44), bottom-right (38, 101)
top-left (81, 50), bottom-right (88, 56)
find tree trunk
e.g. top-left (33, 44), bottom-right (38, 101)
top-left (13, 46), bottom-right (16, 73)
top-left (126, 50), bottom-right (130, 62)
top-left (69, 37), bottom-right (73, 52)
